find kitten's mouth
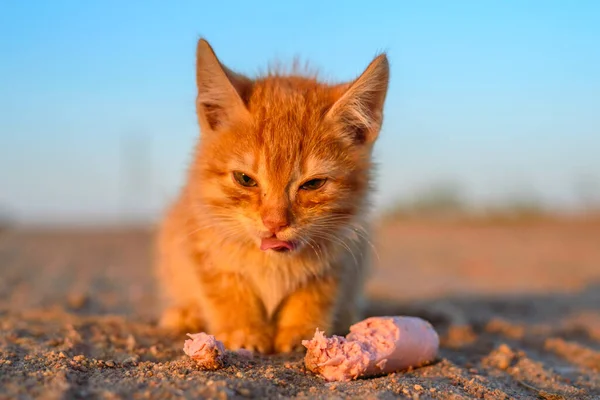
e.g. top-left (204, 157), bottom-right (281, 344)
top-left (260, 238), bottom-right (296, 252)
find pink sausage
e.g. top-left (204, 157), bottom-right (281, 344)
top-left (183, 332), bottom-right (226, 370)
top-left (302, 316), bottom-right (439, 382)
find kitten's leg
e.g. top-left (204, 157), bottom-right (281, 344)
top-left (200, 271), bottom-right (273, 354)
top-left (155, 247), bottom-right (204, 333)
top-left (154, 202), bottom-right (205, 333)
top-left (274, 274), bottom-right (339, 353)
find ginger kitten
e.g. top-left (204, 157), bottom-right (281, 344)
top-left (155, 39), bottom-right (389, 354)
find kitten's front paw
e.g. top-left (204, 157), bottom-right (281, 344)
top-left (275, 325), bottom-right (320, 353)
top-left (213, 327), bottom-right (273, 354)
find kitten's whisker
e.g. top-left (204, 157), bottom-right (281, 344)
top-left (310, 231), bottom-right (359, 267)
top-left (192, 202), bottom-right (378, 264)
top-left (312, 225), bottom-right (370, 268)
top-left (309, 236), bottom-right (328, 264)
top-left (299, 236), bottom-right (323, 264)
top-left (341, 224), bottom-right (381, 263)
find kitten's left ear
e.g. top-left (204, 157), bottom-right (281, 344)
top-left (326, 54), bottom-right (390, 145)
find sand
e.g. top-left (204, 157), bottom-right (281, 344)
top-left (1, 218), bottom-right (599, 399)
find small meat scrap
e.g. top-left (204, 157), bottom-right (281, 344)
top-left (302, 316), bottom-right (439, 382)
top-left (183, 332), bottom-right (226, 370)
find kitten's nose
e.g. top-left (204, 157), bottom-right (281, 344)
top-left (261, 214), bottom-right (288, 234)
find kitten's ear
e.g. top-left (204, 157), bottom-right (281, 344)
top-left (326, 54), bottom-right (389, 145)
top-left (196, 39), bottom-right (253, 132)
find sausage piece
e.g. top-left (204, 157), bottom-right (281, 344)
top-left (302, 316), bottom-right (439, 381)
top-left (183, 332), bottom-right (226, 370)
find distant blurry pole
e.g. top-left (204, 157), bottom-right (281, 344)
top-left (119, 132), bottom-right (152, 224)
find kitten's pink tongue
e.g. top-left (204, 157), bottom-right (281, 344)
top-left (260, 238), bottom-right (294, 251)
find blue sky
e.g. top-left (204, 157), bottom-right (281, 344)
top-left (1, 0), bottom-right (599, 223)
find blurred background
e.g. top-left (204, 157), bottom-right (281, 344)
top-left (0, 0), bottom-right (599, 315)
top-left (1, 0), bottom-right (599, 226)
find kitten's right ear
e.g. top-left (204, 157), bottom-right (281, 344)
top-left (196, 39), bottom-right (252, 132)
top-left (326, 53), bottom-right (389, 145)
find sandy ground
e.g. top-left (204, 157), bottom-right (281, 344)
top-left (1, 219), bottom-right (599, 399)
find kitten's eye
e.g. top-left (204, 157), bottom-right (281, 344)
top-left (233, 171), bottom-right (258, 187)
top-left (300, 178), bottom-right (327, 191)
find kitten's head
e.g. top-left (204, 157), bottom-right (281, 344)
top-left (190, 39), bottom-right (389, 257)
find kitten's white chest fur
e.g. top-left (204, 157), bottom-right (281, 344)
top-left (247, 255), bottom-right (325, 317)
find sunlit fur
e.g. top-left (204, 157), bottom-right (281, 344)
top-left (155, 39), bottom-right (389, 354)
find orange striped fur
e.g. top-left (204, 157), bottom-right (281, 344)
top-left (155, 39), bottom-right (389, 353)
